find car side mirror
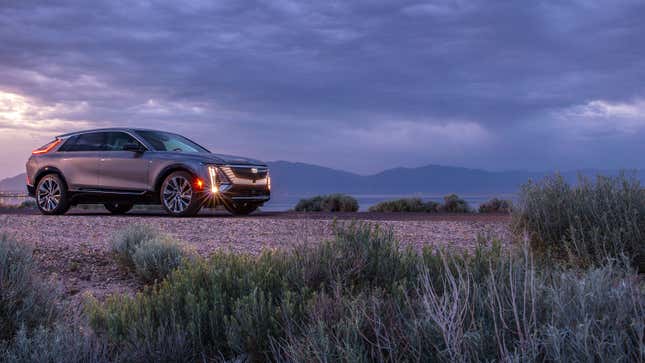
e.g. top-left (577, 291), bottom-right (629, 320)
top-left (123, 143), bottom-right (144, 153)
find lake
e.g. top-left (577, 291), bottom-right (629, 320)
top-left (263, 194), bottom-right (517, 212)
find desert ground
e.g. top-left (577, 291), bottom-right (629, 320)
top-left (0, 209), bottom-right (510, 314)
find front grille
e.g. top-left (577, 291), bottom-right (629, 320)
top-left (220, 165), bottom-right (268, 186)
top-left (230, 166), bottom-right (268, 179)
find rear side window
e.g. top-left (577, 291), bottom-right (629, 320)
top-left (58, 136), bottom-right (78, 151)
top-left (58, 132), bottom-right (107, 152)
top-left (104, 132), bottom-right (143, 151)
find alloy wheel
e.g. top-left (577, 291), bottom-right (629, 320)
top-left (162, 176), bottom-right (193, 214)
top-left (37, 177), bottom-right (61, 212)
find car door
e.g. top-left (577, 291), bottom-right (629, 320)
top-left (56, 132), bottom-right (105, 190)
top-left (99, 132), bottom-right (150, 191)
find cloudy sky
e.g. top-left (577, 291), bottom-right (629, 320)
top-left (0, 0), bottom-right (644, 178)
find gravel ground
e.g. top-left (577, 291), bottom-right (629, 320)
top-left (0, 211), bottom-right (510, 313)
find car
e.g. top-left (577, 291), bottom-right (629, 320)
top-left (25, 128), bottom-right (270, 217)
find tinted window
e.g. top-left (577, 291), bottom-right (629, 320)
top-left (104, 132), bottom-right (143, 151)
top-left (58, 136), bottom-right (78, 152)
top-left (135, 130), bottom-right (209, 153)
top-left (59, 132), bottom-right (107, 152)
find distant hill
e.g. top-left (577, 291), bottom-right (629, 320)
top-left (0, 173), bottom-right (25, 192)
top-left (266, 162), bottom-right (645, 196)
top-left (2, 162), bottom-right (644, 196)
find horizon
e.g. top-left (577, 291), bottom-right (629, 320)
top-left (2, 158), bottom-right (644, 182)
top-left (1, 1), bottom-right (645, 179)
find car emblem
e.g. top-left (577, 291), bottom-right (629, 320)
top-left (251, 168), bottom-right (258, 174)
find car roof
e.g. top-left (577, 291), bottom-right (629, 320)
top-left (56, 128), bottom-right (163, 138)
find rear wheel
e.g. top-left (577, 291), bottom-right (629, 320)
top-left (104, 202), bottom-right (134, 214)
top-left (225, 201), bottom-right (260, 216)
top-left (36, 174), bottom-right (70, 215)
top-left (160, 171), bottom-right (202, 217)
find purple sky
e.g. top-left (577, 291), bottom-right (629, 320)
top-left (1, 0), bottom-right (644, 179)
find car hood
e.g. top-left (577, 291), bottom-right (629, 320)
top-left (210, 153), bottom-right (266, 166)
top-left (152, 151), bottom-right (267, 166)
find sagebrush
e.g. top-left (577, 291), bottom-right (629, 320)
top-left (110, 224), bottom-right (188, 282)
top-left (368, 198), bottom-right (440, 213)
top-left (512, 173), bottom-right (645, 269)
top-left (0, 234), bottom-right (58, 342)
top-left (87, 224), bottom-right (644, 362)
top-left (441, 194), bottom-right (470, 213)
top-left (1, 325), bottom-right (108, 363)
top-left (478, 197), bottom-right (512, 213)
top-left (294, 194), bottom-right (359, 212)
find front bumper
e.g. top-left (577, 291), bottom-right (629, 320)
top-left (206, 164), bottom-right (270, 204)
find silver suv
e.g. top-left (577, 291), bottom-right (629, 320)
top-left (26, 128), bottom-right (270, 216)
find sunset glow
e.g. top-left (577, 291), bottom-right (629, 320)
top-left (0, 90), bottom-right (89, 133)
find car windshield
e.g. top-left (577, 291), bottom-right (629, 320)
top-left (135, 130), bottom-right (210, 153)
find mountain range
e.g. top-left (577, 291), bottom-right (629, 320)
top-left (2, 161), bottom-right (644, 196)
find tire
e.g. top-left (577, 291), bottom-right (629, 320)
top-left (35, 174), bottom-right (71, 215)
top-left (160, 171), bottom-right (202, 217)
top-left (104, 202), bottom-right (134, 215)
top-left (224, 201), bottom-right (260, 216)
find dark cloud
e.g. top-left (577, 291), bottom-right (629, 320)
top-left (0, 0), bottom-right (644, 174)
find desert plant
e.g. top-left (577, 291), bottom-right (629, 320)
top-left (294, 194), bottom-right (359, 212)
top-left (110, 224), bottom-right (188, 282)
top-left (441, 194), bottom-right (470, 213)
top-left (86, 223), bottom-right (418, 361)
top-left (86, 224), bottom-right (645, 362)
top-left (478, 198), bottom-right (512, 213)
top-left (291, 223), bottom-right (421, 292)
top-left (274, 244), bottom-right (644, 363)
top-left (368, 198), bottom-right (440, 213)
top-left (110, 224), bottom-right (162, 268)
top-left (538, 263), bottom-right (645, 362)
top-left (512, 173), bottom-right (645, 269)
top-left (0, 325), bottom-right (109, 363)
top-left (0, 234), bottom-right (58, 342)
top-left (131, 236), bottom-right (187, 283)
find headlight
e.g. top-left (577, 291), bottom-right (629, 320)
top-left (208, 165), bottom-right (219, 193)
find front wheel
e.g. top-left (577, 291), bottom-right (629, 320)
top-left (160, 171), bottom-right (202, 217)
top-left (104, 202), bottom-right (134, 215)
top-left (224, 202), bottom-right (260, 216)
top-left (36, 174), bottom-right (70, 215)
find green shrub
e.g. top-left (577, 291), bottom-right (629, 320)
top-left (478, 197), bottom-right (512, 213)
top-left (294, 194), bottom-right (359, 212)
top-left (86, 222), bottom-right (645, 361)
top-left (538, 264), bottom-right (644, 361)
top-left (86, 223), bottom-right (419, 361)
top-left (292, 223), bottom-right (421, 292)
top-left (512, 173), bottom-right (645, 269)
top-left (274, 246), bottom-right (644, 363)
top-left (110, 224), bottom-right (161, 268)
top-left (0, 234), bottom-right (58, 342)
top-left (441, 194), bottom-right (471, 213)
top-left (110, 224), bottom-right (188, 282)
top-left (368, 198), bottom-right (440, 213)
top-left (131, 236), bottom-right (187, 283)
top-left (0, 325), bottom-right (108, 363)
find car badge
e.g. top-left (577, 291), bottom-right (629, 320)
top-left (251, 168), bottom-right (258, 174)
